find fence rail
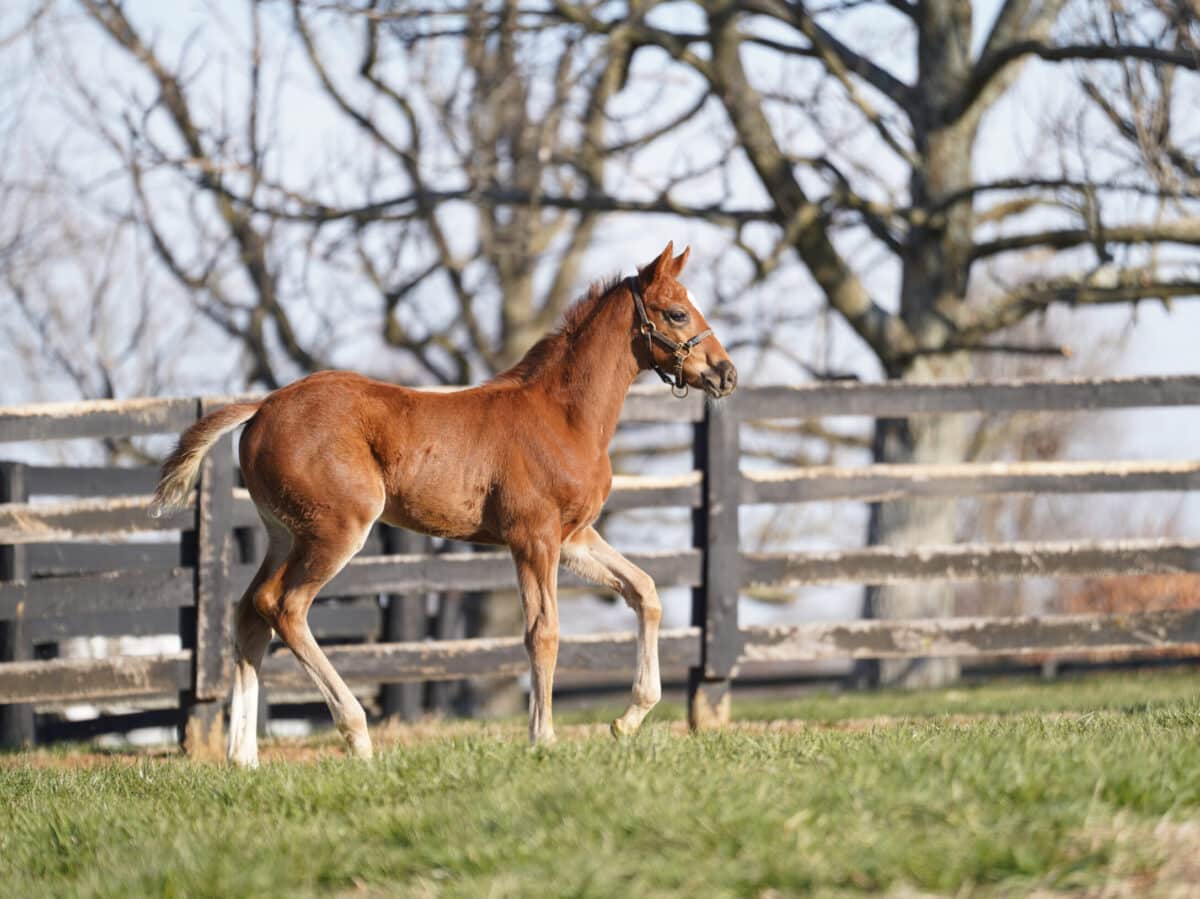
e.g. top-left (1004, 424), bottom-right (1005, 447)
top-left (2, 375), bottom-right (1198, 753)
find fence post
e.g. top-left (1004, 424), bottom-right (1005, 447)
top-left (380, 527), bottom-right (427, 721)
top-left (0, 461), bottom-right (35, 748)
top-left (181, 399), bottom-right (235, 759)
top-left (688, 400), bottom-right (740, 730)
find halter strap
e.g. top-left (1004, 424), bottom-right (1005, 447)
top-left (626, 276), bottom-right (713, 398)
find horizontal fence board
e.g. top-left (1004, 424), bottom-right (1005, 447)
top-left (744, 538), bottom-right (1200, 587)
top-left (0, 496), bottom-right (190, 543)
top-left (742, 459), bottom-right (1200, 505)
top-left (26, 604), bottom-right (373, 642)
top-left (28, 542), bottom-right (182, 574)
top-left (295, 549), bottom-right (702, 597)
top-left (262, 627), bottom-right (701, 687)
top-left (618, 387), bottom-right (704, 423)
top-left (29, 608), bottom-right (179, 641)
top-left (607, 472), bottom-right (702, 509)
top-left (0, 569), bottom-right (195, 621)
top-left (0, 397), bottom-right (197, 443)
top-left (0, 386), bottom-right (698, 448)
top-left (0, 492), bottom-right (257, 544)
top-left (736, 374), bottom-right (1200, 420)
top-left (4, 377), bottom-right (1198, 447)
top-left (0, 652), bottom-right (192, 703)
top-left (738, 609), bottom-right (1200, 662)
top-left (26, 466), bottom-right (159, 497)
top-left (308, 603), bottom-right (383, 638)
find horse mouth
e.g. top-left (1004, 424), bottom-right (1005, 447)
top-left (701, 378), bottom-right (733, 399)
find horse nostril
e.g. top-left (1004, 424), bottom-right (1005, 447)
top-left (718, 361), bottom-right (737, 391)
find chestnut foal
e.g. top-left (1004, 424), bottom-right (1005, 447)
top-left (152, 242), bottom-right (736, 766)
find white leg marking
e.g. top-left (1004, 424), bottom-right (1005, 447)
top-left (562, 527), bottom-right (662, 736)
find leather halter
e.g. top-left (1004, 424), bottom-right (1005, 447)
top-left (626, 276), bottom-right (713, 398)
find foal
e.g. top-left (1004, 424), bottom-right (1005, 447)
top-left (152, 242), bottom-right (736, 765)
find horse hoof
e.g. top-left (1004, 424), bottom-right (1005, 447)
top-left (610, 718), bottom-right (635, 739)
top-left (347, 735), bottom-right (373, 760)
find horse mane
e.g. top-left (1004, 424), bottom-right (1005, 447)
top-left (491, 275), bottom-right (625, 385)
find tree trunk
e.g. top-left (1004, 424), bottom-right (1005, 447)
top-left (863, 353), bottom-right (972, 687)
top-left (859, 0), bottom-right (980, 688)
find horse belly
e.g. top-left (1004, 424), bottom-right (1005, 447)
top-left (379, 458), bottom-right (496, 543)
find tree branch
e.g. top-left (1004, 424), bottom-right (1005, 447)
top-left (962, 40), bottom-right (1200, 120)
top-left (741, 0), bottom-right (914, 111)
top-left (971, 219), bottom-right (1200, 261)
top-left (954, 270), bottom-right (1200, 340)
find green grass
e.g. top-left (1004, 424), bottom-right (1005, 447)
top-left (561, 667), bottom-right (1200, 727)
top-left (3, 670), bottom-right (1200, 898)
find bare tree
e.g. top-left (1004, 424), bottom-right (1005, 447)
top-left (7, 0), bottom-right (1200, 691)
top-left (533, 0), bottom-right (1200, 684)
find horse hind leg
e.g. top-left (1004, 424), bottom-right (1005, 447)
top-left (227, 515), bottom-right (291, 768)
top-left (262, 523), bottom-right (376, 760)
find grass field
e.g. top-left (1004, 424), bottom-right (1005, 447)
top-left (3, 670), bottom-right (1200, 898)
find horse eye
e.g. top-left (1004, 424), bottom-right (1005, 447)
top-left (665, 307), bottom-right (689, 324)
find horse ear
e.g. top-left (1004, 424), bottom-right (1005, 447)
top-left (670, 245), bottom-right (691, 278)
top-left (638, 241), bottom-right (675, 286)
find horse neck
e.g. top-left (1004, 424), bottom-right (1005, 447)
top-left (538, 288), bottom-right (640, 448)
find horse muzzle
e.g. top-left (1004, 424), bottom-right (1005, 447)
top-left (701, 360), bottom-right (737, 398)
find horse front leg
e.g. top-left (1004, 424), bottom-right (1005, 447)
top-left (512, 535), bottom-right (562, 745)
top-left (562, 526), bottom-right (662, 737)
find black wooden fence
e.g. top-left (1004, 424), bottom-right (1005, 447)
top-left (2, 375), bottom-right (1200, 754)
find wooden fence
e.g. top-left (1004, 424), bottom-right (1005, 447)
top-left (2, 375), bottom-right (1199, 753)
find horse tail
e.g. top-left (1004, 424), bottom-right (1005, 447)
top-left (150, 402), bottom-right (262, 516)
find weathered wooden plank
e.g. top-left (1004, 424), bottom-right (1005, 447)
top-left (25, 465), bottom-right (160, 497)
top-left (738, 610), bottom-right (1200, 662)
top-left (743, 538), bottom-right (1200, 587)
top-left (619, 386), bottom-right (704, 423)
top-left (301, 548), bottom-right (703, 597)
top-left (210, 386), bottom-right (704, 425)
top-left (0, 491), bottom-right (252, 545)
top-left (735, 374), bottom-right (1200, 420)
top-left (0, 480), bottom-right (667, 549)
top-left (0, 653), bottom-right (192, 703)
top-left (607, 472), bottom-right (702, 509)
top-left (742, 459), bottom-right (1200, 505)
top-left (0, 569), bottom-right (194, 621)
top-left (693, 400), bottom-right (741, 687)
top-left (261, 627), bottom-right (701, 688)
top-left (1, 461), bottom-right (34, 746)
top-left (3, 376), bottom-right (1197, 444)
top-left (309, 603), bottom-right (383, 639)
top-left (29, 608), bottom-right (180, 641)
top-left (0, 495), bottom-right (190, 544)
top-left (685, 402), bottom-right (740, 731)
top-left (0, 397), bottom-right (198, 443)
top-left (28, 542), bottom-right (182, 574)
top-left (192, 404), bottom-right (235, 700)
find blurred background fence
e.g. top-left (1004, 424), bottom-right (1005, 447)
top-left (2, 374), bottom-right (1199, 754)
